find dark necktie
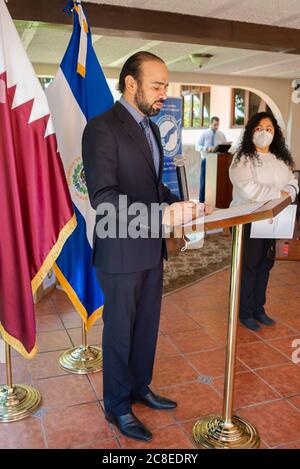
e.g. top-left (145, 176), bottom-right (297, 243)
top-left (140, 117), bottom-right (159, 176)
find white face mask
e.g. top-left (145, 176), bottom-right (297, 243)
top-left (252, 130), bottom-right (274, 148)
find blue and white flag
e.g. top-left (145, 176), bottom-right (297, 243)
top-left (46, 0), bottom-right (114, 328)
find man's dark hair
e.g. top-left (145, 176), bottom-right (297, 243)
top-left (211, 116), bottom-right (220, 123)
top-left (118, 51), bottom-right (165, 93)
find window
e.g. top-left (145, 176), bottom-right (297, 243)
top-left (181, 86), bottom-right (211, 128)
top-left (38, 76), bottom-right (54, 90)
top-left (231, 88), bottom-right (271, 127)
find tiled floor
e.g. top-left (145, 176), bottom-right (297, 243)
top-left (1, 261), bottom-right (300, 449)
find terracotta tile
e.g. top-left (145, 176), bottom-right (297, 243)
top-left (275, 441), bottom-right (300, 449)
top-left (72, 438), bottom-right (120, 449)
top-left (155, 335), bottom-right (179, 360)
top-left (43, 402), bottom-right (113, 448)
top-left (238, 400), bottom-right (300, 448)
top-left (0, 416), bottom-right (46, 449)
top-left (168, 329), bottom-right (218, 354)
top-left (159, 312), bottom-right (200, 335)
top-left (214, 371), bottom-right (280, 408)
top-left (202, 325), bottom-right (227, 347)
top-left (288, 395), bottom-right (300, 411)
top-left (36, 313), bottom-right (64, 332)
top-left (67, 326), bottom-right (103, 348)
top-left (34, 297), bottom-right (56, 315)
top-left (33, 374), bottom-right (97, 409)
top-left (256, 363), bottom-right (300, 397)
top-left (26, 350), bottom-right (69, 380)
top-left (181, 296), bottom-right (229, 314)
top-left (186, 310), bottom-right (228, 329)
top-left (36, 330), bottom-right (73, 353)
top-left (237, 342), bottom-right (289, 369)
top-left (160, 297), bottom-right (182, 315)
top-left (118, 424), bottom-right (194, 449)
top-left (166, 382), bottom-right (222, 422)
top-left (265, 303), bottom-right (296, 320)
top-left (152, 356), bottom-right (198, 388)
top-left (131, 402), bottom-right (176, 430)
top-left (59, 311), bottom-right (83, 328)
top-left (252, 322), bottom-right (298, 340)
top-left (87, 371), bottom-right (103, 400)
top-left (188, 348), bottom-right (247, 378)
top-left (267, 336), bottom-right (300, 362)
top-left (283, 317), bottom-right (300, 333)
top-left (53, 297), bottom-right (77, 313)
top-left (236, 324), bottom-right (262, 344)
top-left (179, 281), bottom-right (228, 299)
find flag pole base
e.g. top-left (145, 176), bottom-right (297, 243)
top-left (0, 384), bottom-right (41, 422)
top-left (59, 345), bottom-right (102, 374)
top-left (192, 415), bottom-right (260, 449)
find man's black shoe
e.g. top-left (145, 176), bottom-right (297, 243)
top-left (255, 312), bottom-right (276, 326)
top-left (105, 411), bottom-right (152, 441)
top-left (131, 389), bottom-right (177, 410)
top-left (240, 317), bottom-right (260, 331)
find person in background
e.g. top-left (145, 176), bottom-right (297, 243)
top-left (229, 112), bottom-right (299, 331)
top-left (197, 116), bottom-right (227, 202)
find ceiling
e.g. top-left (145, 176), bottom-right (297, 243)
top-left (13, 0), bottom-right (300, 80)
top-left (84, 0), bottom-right (300, 29)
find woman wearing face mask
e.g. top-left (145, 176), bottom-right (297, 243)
top-left (229, 112), bottom-right (299, 331)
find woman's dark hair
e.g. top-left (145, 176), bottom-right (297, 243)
top-left (235, 111), bottom-right (294, 169)
top-left (118, 51), bottom-right (164, 93)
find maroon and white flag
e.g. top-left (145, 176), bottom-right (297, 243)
top-left (0, 0), bottom-right (76, 358)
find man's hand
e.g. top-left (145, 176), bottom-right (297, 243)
top-left (204, 203), bottom-right (213, 215)
top-left (162, 201), bottom-right (201, 226)
top-left (280, 191), bottom-right (289, 197)
top-left (207, 146), bottom-right (215, 153)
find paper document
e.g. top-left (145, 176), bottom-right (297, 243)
top-left (183, 202), bottom-right (265, 227)
top-left (250, 204), bottom-right (297, 239)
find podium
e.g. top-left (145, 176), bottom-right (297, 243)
top-left (205, 152), bottom-right (233, 208)
top-left (171, 196), bottom-right (291, 449)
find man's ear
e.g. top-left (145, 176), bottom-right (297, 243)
top-left (124, 75), bottom-right (137, 96)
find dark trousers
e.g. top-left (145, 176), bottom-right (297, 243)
top-left (199, 158), bottom-right (206, 203)
top-left (239, 224), bottom-right (275, 319)
top-left (96, 260), bottom-right (163, 416)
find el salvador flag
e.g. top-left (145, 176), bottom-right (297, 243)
top-left (46, 0), bottom-right (114, 328)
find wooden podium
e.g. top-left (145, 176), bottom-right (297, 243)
top-left (171, 196), bottom-right (291, 449)
top-left (205, 152), bottom-right (233, 208)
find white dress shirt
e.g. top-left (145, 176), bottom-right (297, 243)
top-left (229, 152), bottom-right (299, 207)
top-left (197, 128), bottom-right (227, 152)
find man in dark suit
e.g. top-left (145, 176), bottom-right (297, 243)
top-left (82, 52), bottom-right (201, 441)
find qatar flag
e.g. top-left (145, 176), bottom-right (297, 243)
top-left (0, 0), bottom-right (76, 358)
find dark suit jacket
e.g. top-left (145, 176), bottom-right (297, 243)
top-left (82, 101), bottom-right (179, 274)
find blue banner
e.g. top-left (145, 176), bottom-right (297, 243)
top-left (151, 97), bottom-right (182, 198)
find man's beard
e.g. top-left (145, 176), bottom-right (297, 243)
top-left (134, 85), bottom-right (163, 117)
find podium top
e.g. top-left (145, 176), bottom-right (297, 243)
top-left (175, 196), bottom-right (291, 236)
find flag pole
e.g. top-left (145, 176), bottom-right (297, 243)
top-left (58, 320), bottom-right (102, 374)
top-left (0, 343), bottom-right (41, 422)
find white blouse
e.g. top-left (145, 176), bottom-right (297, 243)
top-left (229, 152), bottom-right (299, 207)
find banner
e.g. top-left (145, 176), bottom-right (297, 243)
top-left (151, 97), bottom-right (182, 197)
